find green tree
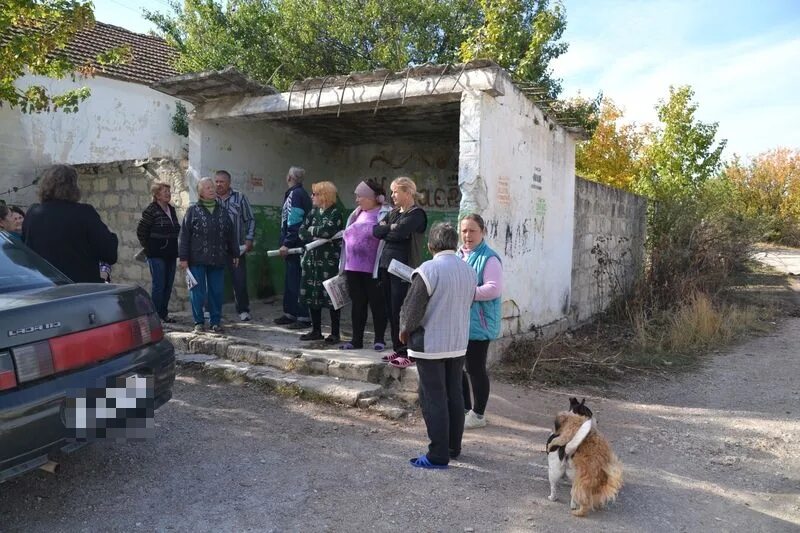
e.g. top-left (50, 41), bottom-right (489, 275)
top-left (1, 0), bottom-right (95, 112)
top-left (2, 0), bottom-right (131, 113)
top-left (637, 85), bottom-right (727, 202)
top-left (145, 0), bottom-right (568, 95)
top-left (459, 0), bottom-right (567, 97)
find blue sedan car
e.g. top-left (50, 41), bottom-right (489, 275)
top-left (0, 232), bottom-right (175, 483)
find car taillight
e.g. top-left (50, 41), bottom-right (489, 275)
top-left (11, 342), bottom-right (54, 383)
top-left (8, 313), bottom-right (164, 385)
top-left (0, 351), bottom-right (17, 391)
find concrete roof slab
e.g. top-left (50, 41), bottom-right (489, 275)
top-left (194, 64), bottom-right (503, 122)
top-left (151, 66), bottom-right (277, 105)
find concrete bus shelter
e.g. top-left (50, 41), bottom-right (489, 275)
top-left (153, 60), bottom-right (585, 339)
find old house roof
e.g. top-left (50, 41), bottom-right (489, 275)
top-left (60, 21), bottom-right (177, 86)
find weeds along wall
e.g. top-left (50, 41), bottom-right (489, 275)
top-left (570, 177), bottom-right (647, 324)
top-left (188, 117), bottom-right (460, 300)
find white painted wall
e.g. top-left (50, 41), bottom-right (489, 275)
top-left (462, 75), bottom-right (577, 335)
top-left (0, 74), bottom-right (189, 206)
top-left (187, 119), bottom-right (330, 204)
top-left (188, 118), bottom-right (460, 212)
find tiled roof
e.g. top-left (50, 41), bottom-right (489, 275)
top-left (60, 21), bottom-right (177, 85)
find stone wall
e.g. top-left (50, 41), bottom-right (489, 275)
top-left (570, 177), bottom-right (647, 324)
top-left (76, 158), bottom-right (191, 310)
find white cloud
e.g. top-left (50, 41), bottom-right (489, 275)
top-left (552, 2), bottom-right (800, 157)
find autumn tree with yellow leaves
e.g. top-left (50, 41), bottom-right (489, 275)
top-left (724, 148), bottom-right (800, 245)
top-left (575, 98), bottom-right (645, 191)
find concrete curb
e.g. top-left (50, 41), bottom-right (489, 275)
top-left (168, 331), bottom-right (419, 405)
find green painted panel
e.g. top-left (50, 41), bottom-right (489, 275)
top-left (224, 205), bottom-right (284, 301)
top-left (224, 205), bottom-right (460, 301)
top-left (422, 210), bottom-right (460, 261)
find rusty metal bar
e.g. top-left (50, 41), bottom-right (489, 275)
top-left (316, 76), bottom-right (332, 110)
top-left (286, 80), bottom-right (298, 119)
top-left (373, 71), bottom-right (393, 116)
top-left (430, 64), bottom-right (450, 94)
top-left (450, 62), bottom-right (467, 91)
top-left (337, 75), bottom-right (352, 117)
top-left (300, 80), bottom-right (311, 116)
top-left (401, 66), bottom-right (412, 105)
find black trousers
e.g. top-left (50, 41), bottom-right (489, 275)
top-left (310, 307), bottom-right (340, 336)
top-left (380, 268), bottom-right (410, 355)
top-left (345, 270), bottom-right (387, 347)
top-left (417, 356), bottom-right (466, 465)
top-left (462, 339), bottom-right (491, 415)
top-left (226, 253), bottom-right (249, 314)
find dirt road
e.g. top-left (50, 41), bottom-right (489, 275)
top-left (1, 317), bottom-right (798, 532)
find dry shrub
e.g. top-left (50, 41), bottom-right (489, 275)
top-left (650, 292), bottom-right (762, 352)
top-left (497, 290), bottom-right (772, 386)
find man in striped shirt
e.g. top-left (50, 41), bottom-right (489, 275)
top-left (215, 170), bottom-right (256, 321)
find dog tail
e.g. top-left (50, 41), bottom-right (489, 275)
top-left (571, 452), bottom-right (624, 511)
top-left (598, 454), bottom-right (624, 505)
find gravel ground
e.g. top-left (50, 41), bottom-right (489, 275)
top-left (1, 316), bottom-right (798, 532)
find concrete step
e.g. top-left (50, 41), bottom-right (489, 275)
top-left (176, 353), bottom-right (386, 408)
top-left (165, 331), bottom-right (419, 403)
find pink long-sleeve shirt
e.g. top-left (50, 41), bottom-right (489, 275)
top-left (460, 247), bottom-right (503, 301)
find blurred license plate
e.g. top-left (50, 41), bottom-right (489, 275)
top-left (64, 374), bottom-right (155, 441)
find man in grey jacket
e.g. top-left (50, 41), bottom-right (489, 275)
top-left (400, 222), bottom-right (477, 469)
top-left (215, 170), bottom-right (256, 321)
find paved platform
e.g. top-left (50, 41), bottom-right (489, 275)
top-left (164, 298), bottom-right (419, 411)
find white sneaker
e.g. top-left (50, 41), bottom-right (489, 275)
top-left (239, 312), bottom-right (251, 321)
top-left (464, 410), bottom-right (487, 430)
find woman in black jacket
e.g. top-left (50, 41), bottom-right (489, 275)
top-left (137, 182), bottom-right (181, 322)
top-left (23, 165), bottom-right (118, 283)
top-left (372, 176), bottom-right (427, 367)
top-left (179, 177), bottom-right (239, 333)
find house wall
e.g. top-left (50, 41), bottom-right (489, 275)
top-left (0, 74), bottom-right (188, 207)
top-left (460, 75), bottom-right (577, 337)
top-left (188, 118), bottom-right (460, 299)
top-left (570, 177), bottom-right (647, 323)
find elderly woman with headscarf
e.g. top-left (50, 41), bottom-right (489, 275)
top-left (338, 178), bottom-right (391, 350)
top-left (23, 164), bottom-right (118, 283)
top-left (179, 177), bottom-right (239, 334)
top-left (137, 182), bottom-right (181, 323)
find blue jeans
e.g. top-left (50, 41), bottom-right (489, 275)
top-left (283, 254), bottom-right (309, 321)
top-left (147, 257), bottom-right (177, 320)
top-left (189, 264), bottom-right (225, 326)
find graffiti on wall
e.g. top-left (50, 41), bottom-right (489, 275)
top-left (486, 200), bottom-right (547, 259)
top-left (367, 147), bottom-right (461, 211)
top-left (368, 174), bottom-right (461, 209)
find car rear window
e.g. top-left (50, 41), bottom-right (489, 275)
top-left (0, 232), bottom-right (72, 293)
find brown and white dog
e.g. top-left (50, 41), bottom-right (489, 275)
top-left (546, 398), bottom-right (623, 517)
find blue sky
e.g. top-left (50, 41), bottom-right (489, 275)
top-left (95, 0), bottom-right (800, 158)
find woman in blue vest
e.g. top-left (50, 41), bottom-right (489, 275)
top-left (458, 213), bottom-right (503, 430)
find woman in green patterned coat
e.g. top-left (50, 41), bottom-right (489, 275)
top-left (299, 181), bottom-right (345, 342)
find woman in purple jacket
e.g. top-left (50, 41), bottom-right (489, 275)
top-left (339, 179), bottom-right (391, 350)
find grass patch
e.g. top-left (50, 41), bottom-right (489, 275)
top-left (496, 262), bottom-right (795, 386)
